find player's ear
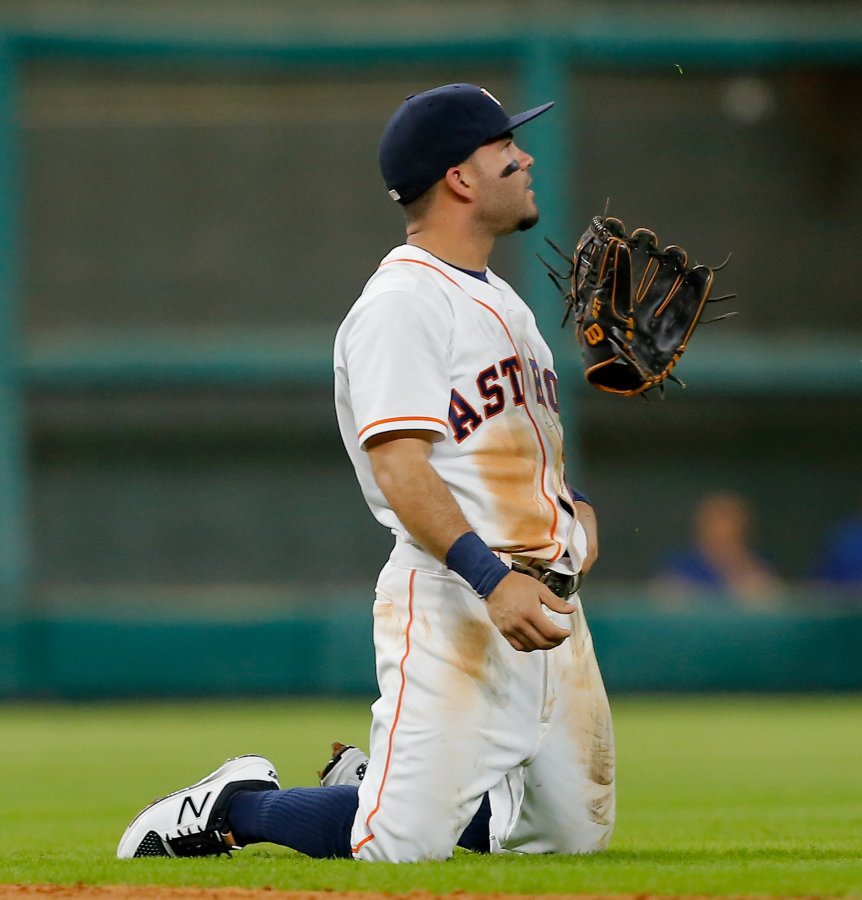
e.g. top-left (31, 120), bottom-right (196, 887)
top-left (443, 164), bottom-right (474, 200)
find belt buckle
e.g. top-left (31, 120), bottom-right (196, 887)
top-left (538, 569), bottom-right (558, 589)
top-left (539, 569), bottom-right (574, 600)
top-left (538, 569), bottom-right (581, 598)
top-left (511, 558), bottom-right (582, 597)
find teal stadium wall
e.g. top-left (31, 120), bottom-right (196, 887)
top-left (1, 10), bottom-right (861, 697)
top-left (4, 604), bottom-right (862, 698)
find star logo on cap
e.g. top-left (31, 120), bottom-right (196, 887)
top-left (479, 87), bottom-right (502, 106)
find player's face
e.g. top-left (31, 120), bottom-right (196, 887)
top-left (467, 136), bottom-right (539, 235)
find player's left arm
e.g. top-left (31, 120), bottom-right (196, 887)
top-left (367, 429), bottom-right (574, 653)
top-left (366, 429), bottom-right (470, 560)
top-left (575, 499), bottom-right (599, 576)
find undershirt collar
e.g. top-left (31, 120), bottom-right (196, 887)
top-left (425, 250), bottom-right (489, 283)
top-left (448, 262), bottom-right (489, 283)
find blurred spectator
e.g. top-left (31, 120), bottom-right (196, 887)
top-left (651, 491), bottom-right (784, 608)
top-left (812, 503), bottom-right (862, 589)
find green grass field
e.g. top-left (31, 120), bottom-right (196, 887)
top-left (1, 695), bottom-right (860, 896)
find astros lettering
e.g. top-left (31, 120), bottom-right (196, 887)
top-left (450, 357), bottom-right (559, 442)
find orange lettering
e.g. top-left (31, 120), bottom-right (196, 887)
top-left (584, 323), bottom-right (605, 346)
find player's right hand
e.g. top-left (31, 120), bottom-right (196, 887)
top-left (485, 571), bottom-right (575, 652)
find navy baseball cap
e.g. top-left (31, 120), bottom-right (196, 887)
top-left (379, 83), bottom-right (554, 204)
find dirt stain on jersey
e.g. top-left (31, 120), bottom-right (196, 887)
top-left (372, 599), bottom-right (396, 633)
top-left (417, 610), bottom-right (433, 641)
top-left (473, 416), bottom-right (557, 556)
top-left (451, 615), bottom-right (492, 685)
top-left (559, 608), bottom-right (616, 823)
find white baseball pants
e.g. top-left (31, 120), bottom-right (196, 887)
top-left (350, 541), bottom-right (615, 862)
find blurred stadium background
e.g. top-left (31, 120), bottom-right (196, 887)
top-left (0, 0), bottom-right (860, 699)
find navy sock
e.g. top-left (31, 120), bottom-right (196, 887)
top-left (227, 785), bottom-right (358, 858)
top-left (227, 785), bottom-right (492, 858)
top-left (457, 792), bottom-right (491, 853)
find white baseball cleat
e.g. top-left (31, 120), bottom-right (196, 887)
top-left (318, 741), bottom-right (368, 788)
top-left (117, 754), bottom-right (279, 859)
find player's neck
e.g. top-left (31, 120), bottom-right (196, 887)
top-left (405, 225), bottom-right (493, 272)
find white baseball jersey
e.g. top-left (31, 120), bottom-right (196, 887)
top-left (334, 243), bottom-right (586, 572)
top-left (334, 243), bottom-right (614, 862)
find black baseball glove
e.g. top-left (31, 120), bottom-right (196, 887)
top-left (542, 216), bottom-right (734, 397)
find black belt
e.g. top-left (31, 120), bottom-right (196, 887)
top-left (511, 559), bottom-right (582, 598)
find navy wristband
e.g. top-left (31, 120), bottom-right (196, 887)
top-left (569, 488), bottom-right (592, 506)
top-left (445, 531), bottom-right (510, 599)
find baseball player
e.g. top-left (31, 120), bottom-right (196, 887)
top-left (117, 82), bottom-right (615, 863)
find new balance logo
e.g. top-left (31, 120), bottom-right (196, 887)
top-left (177, 792), bottom-right (211, 825)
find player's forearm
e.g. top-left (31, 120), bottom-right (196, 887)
top-left (367, 434), bottom-right (471, 562)
top-left (574, 499), bottom-right (599, 574)
top-left (378, 462), bottom-right (471, 562)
